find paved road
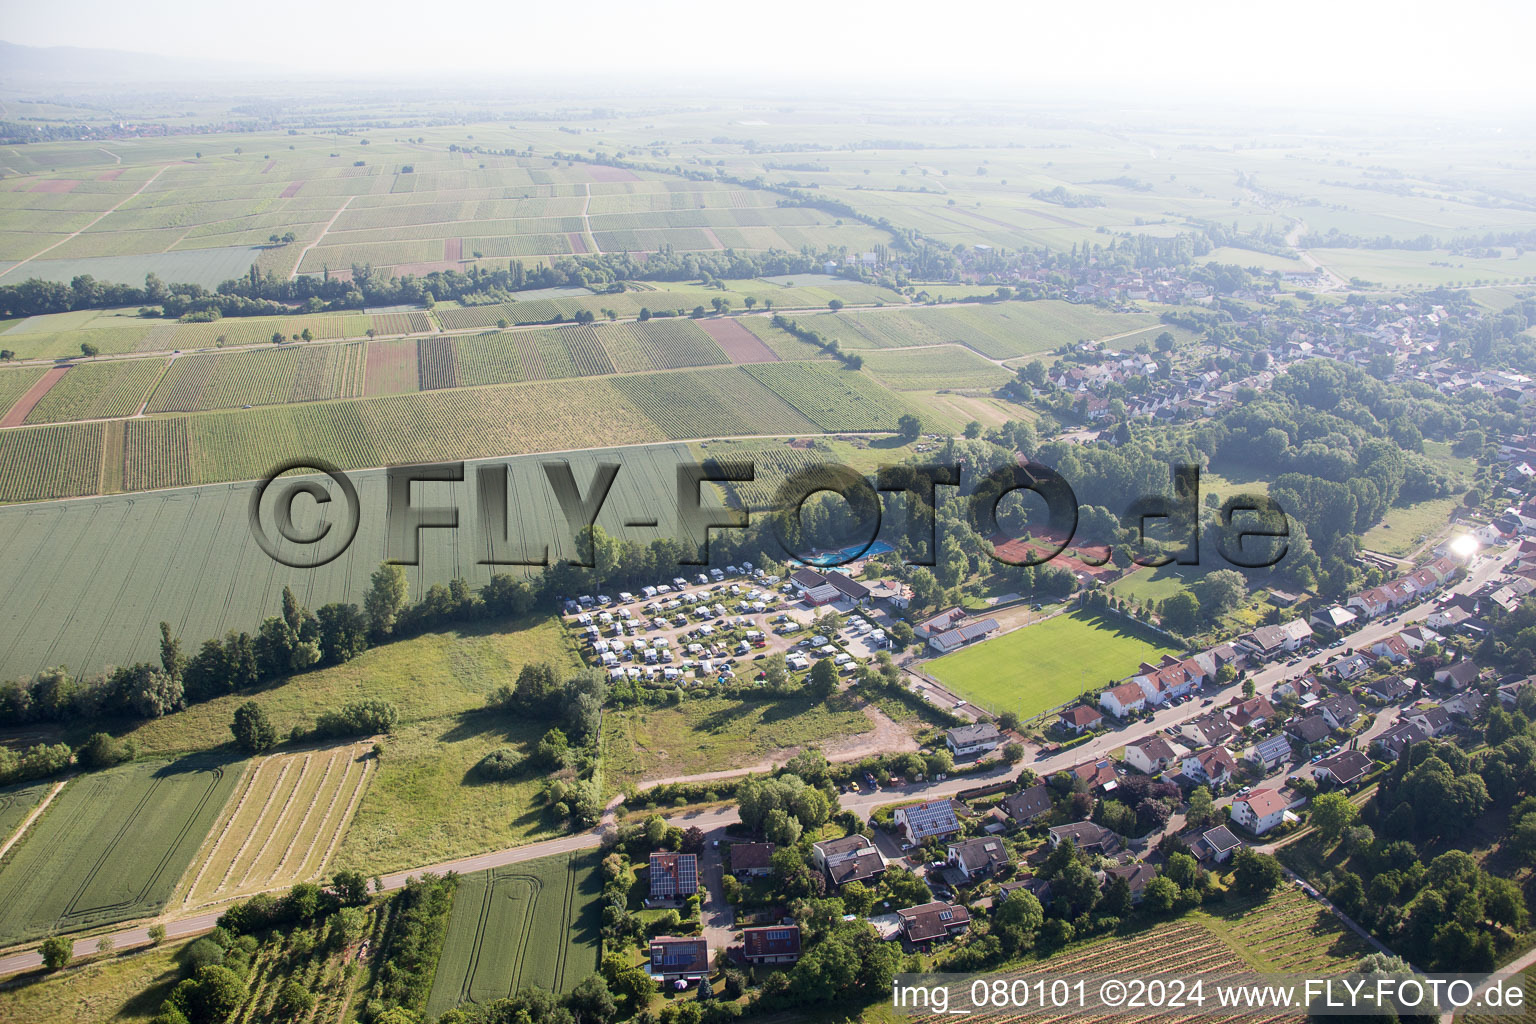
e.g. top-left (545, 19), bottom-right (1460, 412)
top-left (0, 548), bottom-right (1508, 978)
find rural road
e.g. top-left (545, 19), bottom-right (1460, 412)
top-left (0, 545), bottom-right (1510, 978)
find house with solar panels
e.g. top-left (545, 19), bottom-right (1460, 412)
top-left (740, 925), bottom-right (802, 965)
top-left (649, 851), bottom-right (699, 900)
top-left (893, 798), bottom-right (961, 846)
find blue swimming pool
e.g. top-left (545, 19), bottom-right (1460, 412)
top-left (802, 540), bottom-right (895, 566)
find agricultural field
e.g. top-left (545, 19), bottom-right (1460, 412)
top-left (608, 365), bottom-right (819, 439)
top-left (0, 421), bottom-right (104, 502)
top-left (177, 740), bottom-right (376, 911)
top-left (424, 851), bottom-right (603, 1018)
top-left (926, 611), bottom-right (1178, 720)
top-left (145, 342), bottom-right (366, 412)
top-left (814, 301), bottom-right (1166, 360)
top-left (601, 319), bottom-right (729, 371)
top-left (861, 345), bottom-right (1012, 391)
top-left (0, 365), bottom-right (47, 419)
top-left (0, 754), bottom-right (243, 946)
top-left (883, 889), bottom-right (1370, 1024)
top-left (0, 446), bottom-right (671, 683)
top-left (697, 316), bottom-right (781, 364)
top-left (364, 338), bottom-right (420, 395)
top-left (745, 362), bottom-right (920, 432)
top-left (23, 358), bottom-right (164, 424)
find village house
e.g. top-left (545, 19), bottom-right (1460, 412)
top-left (1230, 789), bottom-right (1289, 836)
top-left (1101, 680), bottom-right (1149, 717)
top-left (1182, 746), bottom-right (1238, 786)
top-left (1317, 694), bottom-right (1362, 731)
top-left (947, 837), bottom-right (1011, 879)
top-left (1310, 749), bottom-right (1374, 788)
top-left (1047, 821), bottom-right (1121, 855)
top-left (1236, 620), bottom-right (1313, 661)
top-left (1124, 735), bottom-right (1179, 774)
top-left (1072, 759), bottom-right (1119, 792)
top-left (1002, 783), bottom-right (1054, 824)
top-left (1405, 706), bottom-right (1452, 738)
top-left (740, 926), bottom-right (801, 966)
top-left (1364, 675), bottom-right (1413, 703)
top-left (1434, 660), bottom-right (1482, 691)
top-left (729, 842), bottom-right (775, 879)
top-left (1286, 714), bottom-right (1334, 746)
top-left (897, 902), bottom-right (971, 946)
top-left (1249, 734), bottom-right (1292, 770)
top-left (1189, 824), bottom-right (1244, 862)
top-left (1058, 705), bottom-right (1105, 734)
top-left (1376, 719), bottom-right (1430, 758)
top-left (649, 852), bottom-right (699, 899)
top-left (811, 834), bottom-right (886, 887)
top-left (894, 800), bottom-right (962, 846)
top-left (1180, 710), bottom-right (1237, 748)
top-left (946, 722), bottom-right (1003, 758)
top-left (1101, 861), bottom-right (1157, 903)
top-left (649, 937), bottom-right (710, 983)
top-left (1227, 695), bottom-right (1276, 730)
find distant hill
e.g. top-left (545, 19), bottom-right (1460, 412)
top-left (0, 40), bottom-right (262, 81)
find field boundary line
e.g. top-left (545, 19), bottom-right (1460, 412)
top-left (581, 184), bottom-right (602, 256)
top-left (0, 164), bottom-right (173, 281)
top-left (0, 778), bottom-right (67, 860)
top-left (290, 196), bottom-right (355, 280)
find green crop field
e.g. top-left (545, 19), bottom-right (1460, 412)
top-left (745, 362), bottom-right (918, 431)
top-left (0, 421), bottom-right (104, 502)
top-left (0, 444), bottom-right (682, 682)
top-left (425, 852), bottom-right (603, 1018)
top-left (861, 345), bottom-right (1011, 390)
top-left (24, 358), bottom-right (164, 424)
top-left (146, 342), bottom-right (366, 412)
top-left (926, 611), bottom-right (1178, 719)
top-left (0, 365), bottom-right (47, 417)
top-left (609, 365), bottom-right (818, 438)
top-left (0, 754), bottom-right (243, 946)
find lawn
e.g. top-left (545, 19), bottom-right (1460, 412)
top-left (0, 754), bottom-right (244, 946)
top-left (926, 611), bottom-right (1178, 719)
top-left (0, 939), bottom-right (190, 1023)
top-left (1361, 495), bottom-right (1462, 556)
top-left (1109, 565), bottom-right (1192, 608)
top-left (602, 692), bottom-right (877, 789)
top-left (425, 850), bottom-right (602, 1018)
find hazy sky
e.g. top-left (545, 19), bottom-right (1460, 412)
top-left (3, 0), bottom-right (1534, 110)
